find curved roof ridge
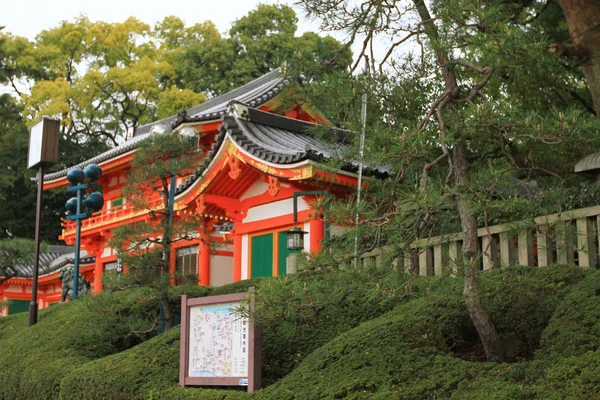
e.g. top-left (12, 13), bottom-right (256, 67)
top-left (45, 69), bottom-right (286, 183)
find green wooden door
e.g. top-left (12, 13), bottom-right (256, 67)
top-left (278, 231), bottom-right (300, 276)
top-left (8, 300), bottom-right (29, 315)
top-left (251, 233), bottom-right (273, 278)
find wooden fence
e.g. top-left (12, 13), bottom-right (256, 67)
top-left (359, 205), bottom-right (600, 275)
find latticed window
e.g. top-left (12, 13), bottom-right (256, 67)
top-left (176, 246), bottom-right (198, 279)
top-left (104, 261), bottom-right (118, 272)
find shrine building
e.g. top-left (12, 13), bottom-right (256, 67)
top-left (1, 69), bottom-right (387, 315)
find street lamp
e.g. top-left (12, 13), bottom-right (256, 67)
top-left (65, 164), bottom-right (104, 300)
top-left (285, 227), bottom-right (307, 251)
top-left (286, 190), bottom-right (330, 252)
top-left (27, 117), bottom-right (60, 326)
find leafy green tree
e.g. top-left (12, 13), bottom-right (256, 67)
top-left (296, 0), bottom-right (600, 362)
top-left (0, 94), bottom-right (70, 242)
top-left (108, 128), bottom-right (202, 330)
top-left (173, 4), bottom-right (353, 96)
top-left (1, 17), bottom-right (206, 145)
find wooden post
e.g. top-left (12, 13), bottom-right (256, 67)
top-left (233, 234), bottom-right (242, 282)
top-left (536, 225), bottom-right (554, 267)
top-left (576, 217), bottom-right (596, 268)
top-left (448, 240), bottom-right (462, 275)
top-left (419, 248), bottom-right (433, 276)
top-left (499, 232), bottom-right (515, 267)
top-left (518, 229), bottom-right (534, 266)
top-left (556, 221), bottom-right (575, 264)
top-left (433, 243), bottom-right (448, 276)
top-left (404, 250), bottom-right (418, 275)
top-left (199, 238), bottom-right (211, 286)
top-left (481, 234), bottom-right (498, 271)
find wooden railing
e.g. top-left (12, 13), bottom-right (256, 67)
top-left (359, 205), bottom-right (600, 275)
top-left (62, 198), bottom-right (165, 236)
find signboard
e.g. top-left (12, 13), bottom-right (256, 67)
top-left (179, 292), bottom-right (261, 392)
top-left (27, 117), bottom-right (60, 170)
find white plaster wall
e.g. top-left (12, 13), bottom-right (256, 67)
top-left (304, 221), bottom-right (311, 253)
top-left (241, 234), bottom-right (249, 280)
top-left (240, 180), bottom-right (269, 201)
top-left (4, 285), bottom-right (21, 293)
top-left (243, 198), bottom-right (309, 223)
top-left (102, 247), bottom-right (112, 257)
top-left (210, 255), bottom-right (233, 287)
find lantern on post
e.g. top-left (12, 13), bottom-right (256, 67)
top-left (285, 227), bottom-right (307, 251)
top-left (65, 164), bottom-right (104, 300)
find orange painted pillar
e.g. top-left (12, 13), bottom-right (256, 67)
top-left (233, 234), bottom-right (242, 282)
top-left (199, 238), bottom-right (211, 286)
top-left (94, 257), bottom-right (103, 293)
top-left (309, 217), bottom-right (325, 254)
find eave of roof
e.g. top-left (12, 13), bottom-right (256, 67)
top-left (575, 152), bottom-right (600, 173)
top-left (44, 69), bottom-right (287, 184)
top-left (173, 102), bottom-right (390, 199)
top-left (2, 247), bottom-right (95, 279)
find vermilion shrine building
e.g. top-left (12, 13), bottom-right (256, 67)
top-left (1, 69), bottom-right (387, 315)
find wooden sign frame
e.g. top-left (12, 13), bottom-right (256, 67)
top-left (179, 292), bottom-right (261, 392)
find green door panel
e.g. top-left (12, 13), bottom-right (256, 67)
top-left (252, 233), bottom-right (273, 278)
top-left (8, 300), bottom-right (29, 315)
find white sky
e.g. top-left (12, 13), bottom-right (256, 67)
top-left (0, 0), bottom-right (324, 40)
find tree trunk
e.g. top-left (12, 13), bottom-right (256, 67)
top-left (557, 0), bottom-right (600, 116)
top-left (454, 143), bottom-right (507, 362)
top-left (161, 294), bottom-right (174, 331)
top-left (413, 0), bottom-right (508, 362)
top-left (160, 176), bottom-right (174, 331)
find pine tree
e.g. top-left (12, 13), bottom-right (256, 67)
top-left (296, 0), bottom-right (600, 361)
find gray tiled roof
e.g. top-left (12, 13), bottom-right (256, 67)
top-left (173, 103), bottom-right (390, 196)
top-left (7, 246), bottom-right (94, 278)
top-left (44, 69), bottom-right (286, 182)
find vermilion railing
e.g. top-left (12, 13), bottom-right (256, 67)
top-left (61, 197), bottom-right (165, 236)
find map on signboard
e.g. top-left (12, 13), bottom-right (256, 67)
top-left (188, 301), bottom-right (249, 378)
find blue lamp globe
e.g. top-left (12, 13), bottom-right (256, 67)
top-left (84, 164), bottom-right (102, 183)
top-left (65, 197), bottom-right (78, 215)
top-left (82, 192), bottom-right (104, 212)
top-left (66, 168), bottom-right (85, 186)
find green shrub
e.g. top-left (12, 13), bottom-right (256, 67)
top-left (538, 268), bottom-right (600, 359)
top-left (2, 264), bottom-right (596, 399)
top-left (0, 288), bottom-right (162, 400)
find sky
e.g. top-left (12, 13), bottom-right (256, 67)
top-left (0, 0), bottom-right (325, 40)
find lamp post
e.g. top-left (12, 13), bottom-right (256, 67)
top-left (65, 164), bottom-right (104, 300)
top-left (284, 191), bottom-right (330, 273)
top-left (27, 117), bottom-right (60, 326)
top-left (287, 190), bottom-right (330, 248)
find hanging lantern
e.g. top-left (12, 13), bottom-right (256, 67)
top-left (285, 227), bottom-right (307, 251)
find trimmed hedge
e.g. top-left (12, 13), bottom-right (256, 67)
top-left (1, 265), bottom-right (598, 399)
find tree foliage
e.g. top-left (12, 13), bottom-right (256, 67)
top-left (295, 0), bottom-right (600, 362)
top-left (0, 6), bottom-right (350, 242)
top-left (108, 128), bottom-right (203, 330)
top-left (173, 4), bottom-right (353, 96)
top-left (2, 17), bottom-right (206, 145)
